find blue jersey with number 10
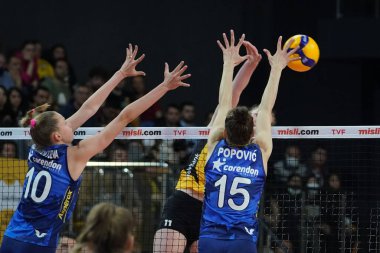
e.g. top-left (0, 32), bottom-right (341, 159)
top-left (200, 139), bottom-right (266, 242)
top-left (4, 144), bottom-right (82, 248)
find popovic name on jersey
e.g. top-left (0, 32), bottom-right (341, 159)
top-left (214, 147), bottom-right (259, 177)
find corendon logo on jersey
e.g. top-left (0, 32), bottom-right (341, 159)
top-left (217, 147), bottom-right (257, 162)
top-left (212, 158), bottom-right (259, 177)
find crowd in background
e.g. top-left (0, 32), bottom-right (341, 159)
top-left (0, 40), bottom-right (359, 252)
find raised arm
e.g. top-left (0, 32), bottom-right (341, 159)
top-left (66, 44), bottom-right (145, 130)
top-left (255, 36), bottom-right (299, 170)
top-left (231, 41), bottom-right (262, 107)
top-left (68, 61), bottom-right (190, 180)
top-left (207, 30), bottom-right (248, 157)
top-left (209, 40), bottom-right (261, 127)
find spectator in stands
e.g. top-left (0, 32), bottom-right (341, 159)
top-left (56, 236), bottom-right (76, 253)
top-left (155, 104), bottom-right (187, 165)
top-left (4, 87), bottom-right (26, 126)
top-left (71, 202), bottom-right (135, 253)
top-left (0, 53), bottom-right (15, 89)
top-left (87, 66), bottom-right (109, 92)
top-left (15, 41), bottom-right (39, 88)
top-left (48, 44), bottom-right (76, 86)
top-left (304, 175), bottom-right (323, 252)
top-left (179, 101), bottom-right (196, 127)
top-left (307, 146), bottom-right (329, 187)
top-left (127, 76), bottom-right (162, 126)
top-left (273, 240), bottom-right (294, 253)
top-left (160, 103), bottom-right (180, 127)
top-left (273, 145), bottom-right (308, 184)
top-left (7, 56), bottom-right (22, 89)
top-left (99, 94), bottom-right (123, 125)
top-left (0, 86), bottom-right (8, 125)
top-left (0, 141), bottom-right (26, 245)
top-left (0, 53), bottom-right (5, 68)
top-left (30, 86), bottom-right (51, 108)
top-left (41, 58), bottom-right (71, 107)
top-left (0, 141), bottom-right (18, 158)
top-left (204, 111), bottom-right (214, 125)
top-left (104, 141), bottom-right (142, 210)
top-left (50, 44), bottom-right (66, 60)
top-left (128, 140), bottom-right (145, 161)
top-left (60, 83), bottom-right (99, 127)
top-left (276, 174), bottom-right (303, 253)
top-left (320, 172), bottom-right (355, 252)
top-left (34, 41), bottom-right (55, 80)
top-left (325, 173), bottom-right (342, 193)
top-left (179, 101), bottom-right (197, 155)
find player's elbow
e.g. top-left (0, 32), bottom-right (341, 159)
top-left (119, 110), bottom-right (132, 125)
top-left (81, 102), bottom-right (97, 117)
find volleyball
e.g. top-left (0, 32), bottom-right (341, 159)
top-left (285, 34), bottom-right (320, 72)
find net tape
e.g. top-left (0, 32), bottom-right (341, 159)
top-left (1, 126), bottom-right (379, 140)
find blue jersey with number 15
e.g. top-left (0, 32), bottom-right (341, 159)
top-left (5, 144), bottom-right (82, 248)
top-left (200, 139), bottom-right (266, 242)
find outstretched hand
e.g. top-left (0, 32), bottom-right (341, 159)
top-left (217, 30), bottom-right (248, 66)
top-left (162, 61), bottom-right (191, 90)
top-left (119, 43), bottom-right (146, 77)
top-left (263, 36), bottom-right (300, 70)
top-left (243, 41), bottom-right (262, 67)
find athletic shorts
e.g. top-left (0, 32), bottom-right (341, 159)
top-left (158, 190), bottom-right (203, 246)
top-left (198, 238), bottom-right (257, 253)
top-left (0, 236), bottom-right (56, 253)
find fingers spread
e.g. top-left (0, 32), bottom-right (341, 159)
top-left (277, 36), bottom-right (283, 51)
top-left (173, 61), bottom-right (185, 73)
top-left (287, 46), bottom-right (300, 56)
top-left (223, 33), bottom-right (230, 48)
top-left (289, 56), bottom-right (301, 62)
top-left (236, 33), bottom-right (245, 49)
top-left (263, 49), bottom-right (272, 58)
top-left (284, 38), bottom-right (295, 51)
top-left (179, 73), bottom-right (191, 80)
top-left (230, 29), bottom-right (235, 46)
top-left (177, 65), bottom-right (188, 76)
top-left (179, 82), bottom-right (191, 87)
top-left (135, 54), bottom-right (145, 64)
top-left (126, 48), bottom-right (131, 59)
top-left (217, 40), bottom-right (225, 51)
top-left (132, 45), bottom-right (138, 59)
top-left (252, 45), bottom-right (259, 56)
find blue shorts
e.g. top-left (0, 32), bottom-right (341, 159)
top-left (0, 236), bottom-right (56, 253)
top-left (198, 237), bottom-right (257, 253)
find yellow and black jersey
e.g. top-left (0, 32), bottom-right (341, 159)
top-left (175, 139), bottom-right (208, 194)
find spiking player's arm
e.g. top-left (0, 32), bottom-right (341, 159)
top-left (231, 41), bottom-right (262, 107)
top-left (208, 40), bottom-right (262, 127)
top-left (207, 30), bottom-right (248, 158)
top-left (66, 44), bottom-right (145, 131)
top-left (255, 36), bottom-right (299, 173)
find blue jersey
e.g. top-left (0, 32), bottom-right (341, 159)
top-left (200, 139), bottom-right (266, 242)
top-left (4, 144), bottom-right (82, 248)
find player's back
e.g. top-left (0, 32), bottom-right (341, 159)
top-left (200, 139), bottom-right (266, 242)
top-left (4, 144), bottom-right (82, 248)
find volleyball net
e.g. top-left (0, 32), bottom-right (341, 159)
top-left (0, 126), bottom-right (379, 252)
